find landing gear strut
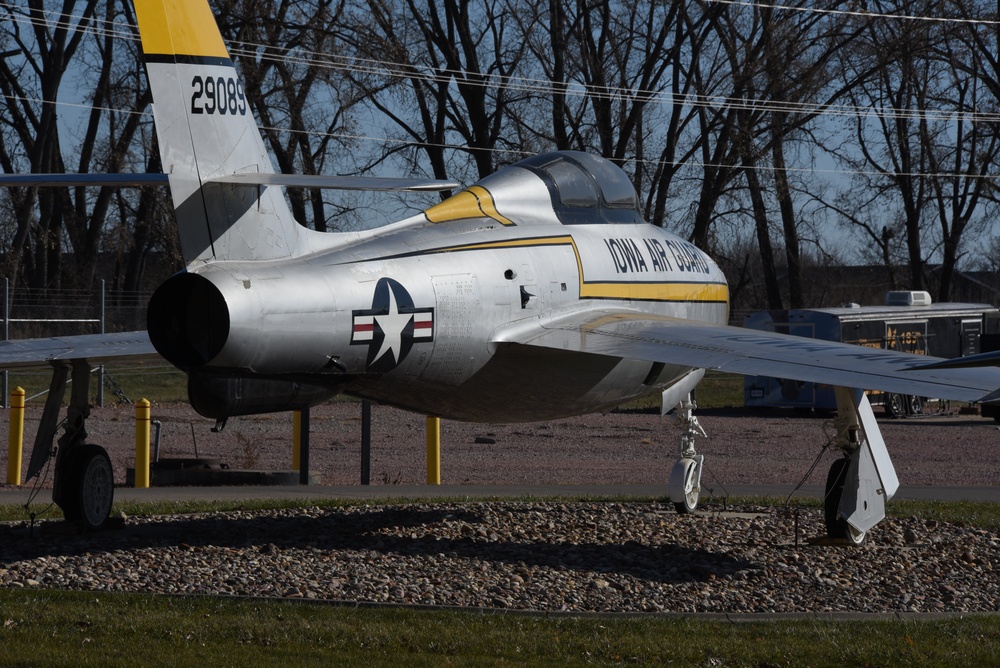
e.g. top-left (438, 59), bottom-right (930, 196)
top-left (823, 387), bottom-right (899, 543)
top-left (668, 395), bottom-right (707, 514)
top-left (26, 359), bottom-right (115, 531)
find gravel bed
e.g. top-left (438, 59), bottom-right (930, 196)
top-left (1, 502), bottom-right (998, 613)
top-left (2, 402), bottom-right (999, 613)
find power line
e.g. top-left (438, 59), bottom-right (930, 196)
top-left (708, 0), bottom-right (1000, 26)
top-left (2, 0), bottom-right (998, 126)
top-left (1, 2), bottom-right (999, 183)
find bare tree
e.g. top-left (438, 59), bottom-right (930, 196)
top-left (342, 0), bottom-right (529, 181)
top-left (213, 0), bottom-right (356, 232)
top-left (0, 0), bottom-right (158, 289)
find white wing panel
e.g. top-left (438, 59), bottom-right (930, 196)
top-left (495, 309), bottom-right (1000, 404)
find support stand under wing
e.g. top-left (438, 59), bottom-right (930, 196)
top-left (826, 386), bottom-right (899, 543)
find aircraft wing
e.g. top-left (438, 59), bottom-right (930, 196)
top-left (494, 309), bottom-right (1000, 404)
top-left (0, 331), bottom-right (158, 369)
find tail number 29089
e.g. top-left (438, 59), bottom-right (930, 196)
top-left (191, 75), bottom-right (248, 116)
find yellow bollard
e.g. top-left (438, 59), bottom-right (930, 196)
top-left (426, 416), bottom-right (441, 485)
top-left (7, 387), bottom-right (25, 485)
top-left (292, 410), bottom-right (302, 471)
top-left (134, 398), bottom-right (151, 488)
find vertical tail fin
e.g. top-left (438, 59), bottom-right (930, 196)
top-left (134, 0), bottom-right (301, 265)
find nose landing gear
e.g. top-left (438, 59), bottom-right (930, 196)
top-left (667, 395), bottom-right (707, 514)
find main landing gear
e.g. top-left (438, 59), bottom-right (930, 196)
top-left (25, 359), bottom-right (115, 531)
top-left (822, 387), bottom-right (900, 544)
top-left (667, 395), bottom-right (707, 514)
top-left (663, 385), bottom-right (900, 545)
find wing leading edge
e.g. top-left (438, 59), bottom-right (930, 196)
top-left (0, 331), bottom-right (157, 369)
top-left (494, 309), bottom-right (1000, 404)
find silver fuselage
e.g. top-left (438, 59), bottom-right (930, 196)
top-left (177, 219), bottom-right (728, 422)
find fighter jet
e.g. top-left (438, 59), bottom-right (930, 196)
top-left (3, 0), bottom-right (1000, 542)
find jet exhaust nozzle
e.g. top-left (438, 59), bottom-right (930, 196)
top-left (147, 272), bottom-right (231, 369)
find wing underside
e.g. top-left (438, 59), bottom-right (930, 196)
top-left (495, 309), bottom-right (1000, 404)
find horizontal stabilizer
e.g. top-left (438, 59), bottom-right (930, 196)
top-left (0, 173), bottom-right (168, 188)
top-left (0, 172), bottom-right (459, 193)
top-left (205, 173), bottom-right (460, 192)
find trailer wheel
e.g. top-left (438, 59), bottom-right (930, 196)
top-left (884, 393), bottom-right (905, 419)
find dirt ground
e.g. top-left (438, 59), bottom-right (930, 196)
top-left (3, 400), bottom-right (998, 490)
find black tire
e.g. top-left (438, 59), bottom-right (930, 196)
top-left (884, 393), bottom-right (905, 418)
top-left (824, 457), bottom-right (865, 544)
top-left (907, 396), bottom-right (924, 416)
top-left (673, 458), bottom-right (699, 514)
top-left (60, 444), bottom-right (115, 531)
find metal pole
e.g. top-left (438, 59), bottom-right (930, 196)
top-left (97, 279), bottom-right (105, 408)
top-left (2, 277), bottom-right (8, 408)
top-left (426, 416), bottom-right (441, 485)
top-left (6, 386), bottom-right (24, 485)
top-left (292, 410), bottom-right (301, 471)
top-left (134, 398), bottom-right (151, 488)
top-left (298, 407), bottom-right (310, 485)
top-left (361, 400), bottom-right (371, 485)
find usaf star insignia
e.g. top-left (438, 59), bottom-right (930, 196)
top-left (351, 277), bottom-right (434, 372)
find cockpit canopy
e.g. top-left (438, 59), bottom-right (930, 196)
top-left (424, 151), bottom-right (646, 228)
top-left (513, 151), bottom-right (643, 225)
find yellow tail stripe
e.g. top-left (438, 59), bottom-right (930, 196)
top-left (134, 0), bottom-right (229, 59)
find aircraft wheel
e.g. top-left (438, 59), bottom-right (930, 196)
top-left (907, 395), bottom-right (924, 416)
top-left (60, 444), bottom-right (115, 531)
top-left (824, 458), bottom-right (866, 545)
top-left (884, 393), bottom-right (905, 419)
top-left (669, 457), bottom-right (700, 514)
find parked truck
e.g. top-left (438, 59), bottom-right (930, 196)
top-left (743, 291), bottom-right (1000, 417)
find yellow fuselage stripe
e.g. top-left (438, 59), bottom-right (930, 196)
top-left (431, 236), bottom-right (729, 303)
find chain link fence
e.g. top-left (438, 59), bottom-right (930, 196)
top-left (1, 278), bottom-right (150, 340)
top-left (1, 278), bottom-right (154, 407)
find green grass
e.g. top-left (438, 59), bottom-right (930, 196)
top-left (4, 363), bottom-right (189, 406)
top-left (3, 496), bottom-right (999, 666)
top-left (617, 370), bottom-right (745, 412)
top-left (0, 589), bottom-right (998, 667)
